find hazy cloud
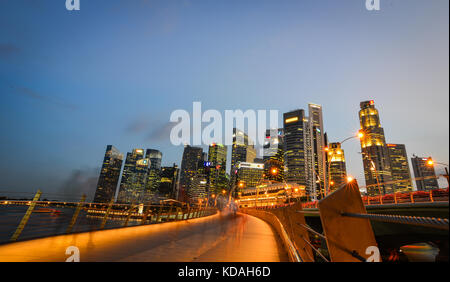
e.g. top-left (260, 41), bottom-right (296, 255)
top-left (4, 80), bottom-right (78, 110)
top-left (0, 43), bottom-right (20, 58)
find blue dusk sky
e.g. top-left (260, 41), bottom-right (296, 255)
top-left (0, 0), bottom-right (448, 200)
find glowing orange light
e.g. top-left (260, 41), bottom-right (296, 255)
top-left (427, 159), bottom-right (434, 166)
top-left (347, 176), bottom-right (354, 183)
top-left (271, 168), bottom-right (278, 175)
top-left (369, 100), bottom-right (374, 105)
top-left (358, 132), bottom-right (364, 138)
top-left (330, 181), bottom-right (334, 186)
top-left (324, 147), bottom-right (329, 152)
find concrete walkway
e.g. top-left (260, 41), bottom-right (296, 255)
top-left (0, 211), bottom-right (288, 262)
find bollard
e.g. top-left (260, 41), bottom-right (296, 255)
top-left (410, 192), bottom-right (415, 203)
top-left (429, 190), bottom-right (434, 202)
top-left (66, 194), bottom-right (86, 233)
top-left (10, 190), bottom-right (42, 242)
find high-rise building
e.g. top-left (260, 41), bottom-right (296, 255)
top-left (306, 104), bottom-right (327, 199)
top-left (387, 144), bottom-right (413, 192)
top-left (158, 164), bottom-right (179, 199)
top-left (231, 128), bottom-right (256, 174)
top-left (189, 159), bottom-right (209, 203)
top-left (263, 128), bottom-right (285, 183)
top-left (144, 149), bottom-right (163, 202)
top-left (411, 155), bottom-right (439, 191)
top-left (117, 149), bottom-right (150, 204)
top-left (179, 145), bottom-right (204, 202)
top-left (327, 142), bottom-right (347, 192)
top-left (208, 143), bottom-right (228, 195)
top-left (283, 110), bottom-right (308, 187)
top-left (235, 162), bottom-right (265, 193)
top-left (359, 100), bottom-right (393, 196)
top-left (93, 145), bottom-right (124, 203)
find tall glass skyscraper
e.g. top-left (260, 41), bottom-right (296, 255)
top-left (145, 149), bottom-right (163, 202)
top-left (117, 149), bottom-right (150, 204)
top-left (359, 100), bottom-right (393, 196)
top-left (159, 164), bottom-right (179, 199)
top-left (93, 145), bottom-right (124, 203)
top-left (283, 109), bottom-right (307, 186)
top-left (179, 145), bottom-right (204, 202)
top-left (263, 128), bottom-right (285, 183)
top-left (387, 144), bottom-right (413, 192)
top-left (208, 143), bottom-right (228, 195)
top-left (306, 103), bottom-right (327, 199)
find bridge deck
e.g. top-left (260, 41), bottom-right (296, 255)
top-left (0, 211), bottom-right (288, 262)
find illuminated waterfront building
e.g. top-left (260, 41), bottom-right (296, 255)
top-left (387, 144), bottom-right (413, 192)
top-left (358, 100), bottom-right (393, 196)
top-left (117, 149), bottom-right (150, 204)
top-left (411, 155), bottom-right (439, 191)
top-left (238, 182), bottom-right (306, 208)
top-left (93, 145), bottom-right (124, 203)
top-left (326, 142), bottom-right (347, 192)
top-left (179, 145), bottom-right (204, 202)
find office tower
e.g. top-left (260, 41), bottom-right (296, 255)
top-left (117, 149), bottom-right (150, 204)
top-left (306, 104), bottom-right (327, 198)
top-left (235, 162), bottom-right (265, 193)
top-left (411, 155), bottom-right (439, 191)
top-left (189, 159), bottom-right (210, 203)
top-left (179, 145), bottom-right (204, 202)
top-left (283, 109), bottom-right (308, 186)
top-left (208, 143), bottom-right (228, 195)
top-left (263, 128), bottom-right (285, 182)
top-left (93, 145), bottom-right (124, 203)
top-left (327, 142), bottom-right (347, 192)
top-left (144, 149), bottom-right (163, 202)
top-left (231, 128), bottom-right (256, 173)
top-left (159, 164), bottom-right (179, 199)
top-left (359, 100), bottom-right (393, 196)
top-left (387, 144), bottom-right (413, 192)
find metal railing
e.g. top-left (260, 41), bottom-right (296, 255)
top-left (0, 190), bottom-right (217, 244)
top-left (301, 189), bottom-right (449, 209)
top-left (245, 187), bottom-right (449, 262)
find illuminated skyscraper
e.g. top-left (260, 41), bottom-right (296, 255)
top-left (327, 142), bottom-right (347, 192)
top-left (208, 143), bottom-right (228, 195)
top-left (158, 164), bottom-right (179, 199)
top-left (387, 144), bottom-right (413, 192)
top-left (283, 110), bottom-right (308, 186)
top-left (144, 149), bottom-right (163, 202)
top-left (93, 145), bottom-right (124, 203)
top-left (359, 100), bottom-right (393, 196)
top-left (411, 155), bottom-right (439, 191)
top-left (263, 128), bottom-right (285, 183)
top-left (236, 162), bottom-right (265, 193)
top-left (117, 149), bottom-right (150, 204)
top-left (231, 128), bottom-right (256, 174)
top-left (179, 145), bottom-right (204, 202)
top-left (306, 103), bottom-right (327, 199)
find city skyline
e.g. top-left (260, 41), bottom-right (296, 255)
top-left (0, 0), bottom-right (448, 200)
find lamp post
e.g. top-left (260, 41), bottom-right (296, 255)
top-left (426, 157), bottom-right (449, 186)
top-left (325, 131), bottom-right (364, 196)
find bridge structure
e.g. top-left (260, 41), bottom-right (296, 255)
top-left (0, 181), bottom-right (448, 262)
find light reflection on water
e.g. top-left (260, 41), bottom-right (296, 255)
top-left (0, 205), bottom-right (137, 243)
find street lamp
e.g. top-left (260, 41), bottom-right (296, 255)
top-left (325, 131), bottom-right (364, 196)
top-left (426, 157), bottom-right (449, 186)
